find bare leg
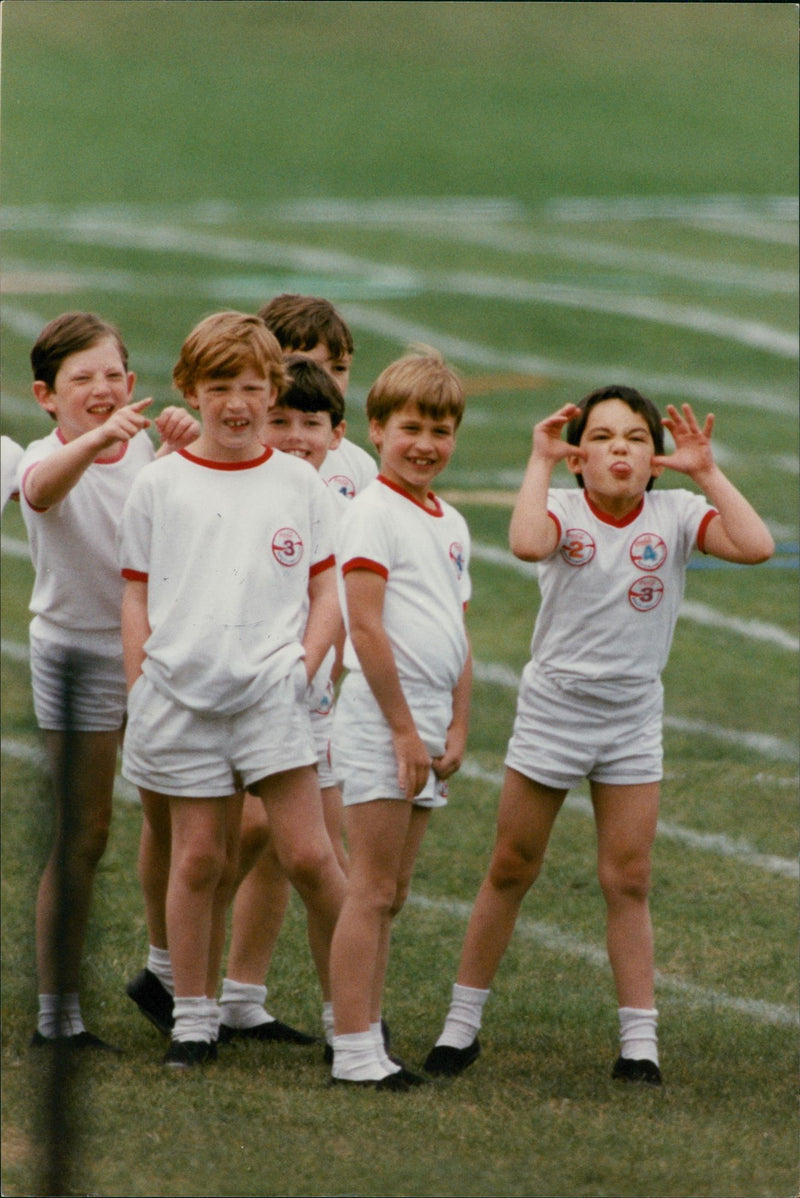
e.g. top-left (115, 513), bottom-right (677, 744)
top-left (330, 800), bottom-right (415, 1036)
top-left (166, 793), bottom-right (242, 998)
top-left (370, 804), bottom-right (430, 1023)
top-left (137, 788), bottom-right (171, 950)
top-left (251, 766), bottom-right (346, 998)
top-left (591, 780), bottom-right (659, 1009)
top-left (36, 729), bottom-right (118, 994)
top-left (456, 768), bottom-right (566, 990)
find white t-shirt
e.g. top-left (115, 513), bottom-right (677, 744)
top-left (320, 437), bottom-right (377, 499)
top-left (120, 445), bottom-right (335, 715)
top-left (531, 486), bottom-right (717, 699)
top-left (1, 435), bottom-right (24, 513)
top-left (19, 428), bottom-right (156, 653)
top-left (336, 475), bottom-right (471, 694)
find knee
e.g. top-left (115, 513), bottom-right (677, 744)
top-left (598, 854), bottom-right (651, 905)
top-left (175, 845), bottom-right (226, 893)
top-left (487, 841), bottom-right (542, 895)
top-left (281, 840), bottom-right (334, 893)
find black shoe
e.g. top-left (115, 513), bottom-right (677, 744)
top-left (30, 1029), bottom-right (121, 1053)
top-left (423, 1039), bottom-right (481, 1076)
top-left (126, 969), bottom-right (173, 1036)
top-left (392, 1066), bottom-right (430, 1086)
top-left (611, 1055), bottom-right (663, 1087)
top-left (218, 1019), bottom-right (318, 1046)
top-left (329, 1072), bottom-right (410, 1091)
top-left (163, 1039), bottom-right (217, 1068)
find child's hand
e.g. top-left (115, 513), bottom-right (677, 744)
top-left (433, 725), bottom-right (467, 781)
top-left (653, 403), bottom-right (715, 480)
top-left (97, 398), bottom-right (152, 448)
top-left (155, 405), bottom-right (201, 452)
top-left (532, 403), bottom-right (585, 465)
top-left (393, 728), bottom-right (433, 801)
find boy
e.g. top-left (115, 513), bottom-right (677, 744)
top-left (424, 386), bottom-right (774, 1085)
top-left (18, 311), bottom-right (197, 1048)
top-left (119, 312), bottom-right (347, 1067)
top-left (218, 356), bottom-right (350, 1046)
top-left (328, 349), bottom-right (473, 1088)
top-left (257, 293), bottom-right (377, 496)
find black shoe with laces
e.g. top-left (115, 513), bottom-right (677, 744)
top-left (423, 1039), bottom-right (481, 1076)
top-left (126, 969), bottom-right (173, 1036)
top-left (218, 1019), bottom-right (318, 1046)
top-left (162, 1039), bottom-right (217, 1068)
top-left (611, 1055), bottom-right (663, 1087)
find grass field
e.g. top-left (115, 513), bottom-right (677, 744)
top-left (1, 3), bottom-right (798, 1196)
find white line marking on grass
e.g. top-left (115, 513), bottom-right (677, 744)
top-left (407, 894), bottom-right (798, 1028)
top-left (458, 758), bottom-right (798, 880)
top-left (439, 272), bottom-right (798, 360)
top-left (4, 212), bottom-right (797, 361)
top-left (341, 306), bottom-right (797, 416)
top-left (2, 536), bottom-right (30, 560)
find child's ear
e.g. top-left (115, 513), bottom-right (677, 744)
top-left (565, 449), bottom-right (585, 477)
top-left (32, 380), bottom-right (57, 418)
top-left (649, 458), bottom-right (665, 480)
top-left (368, 417), bottom-right (383, 451)
top-left (329, 419), bottom-right (346, 451)
top-left (183, 389), bottom-right (201, 412)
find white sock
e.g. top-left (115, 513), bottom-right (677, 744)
top-left (371, 1019), bottom-right (399, 1074)
top-left (38, 993), bottom-right (85, 1038)
top-left (322, 1001), bottom-right (335, 1047)
top-left (435, 983), bottom-right (490, 1049)
top-left (147, 945), bottom-right (174, 996)
top-left (172, 996), bottom-right (215, 1044)
top-left (331, 1031), bottom-right (391, 1082)
top-left (618, 1006), bottom-right (659, 1065)
top-left (218, 978), bottom-right (274, 1029)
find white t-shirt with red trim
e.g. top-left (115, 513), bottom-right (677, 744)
top-left (336, 474), bottom-right (471, 693)
top-left (531, 486), bottom-right (717, 698)
top-left (19, 428), bottom-right (156, 654)
top-left (120, 446), bottom-right (335, 715)
top-left (320, 437), bottom-right (377, 500)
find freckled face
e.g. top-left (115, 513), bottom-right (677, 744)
top-left (187, 367), bottom-right (276, 461)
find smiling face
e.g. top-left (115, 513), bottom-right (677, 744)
top-left (370, 400), bottom-right (457, 503)
top-left (186, 366), bottom-right (277, 461)
top-left (262, 403), bottom-right (344, 471)
top-left (32, 336), bottom-right (135, 442)
top-left (568, 397), bottom-right (662, 515)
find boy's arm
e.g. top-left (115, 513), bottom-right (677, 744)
top-left (509, 404), bottom-right (583, 561)
top-left (344, 567), bottom-right (432, 800)
top-left (23, 399), bottom-right (152, 510)
top-left (432, 638), bottom-right (473, 781)
top-left (303, 565), bottom-right (342, 684)
top-left (121, 578), bottom-right (150, 690)
top-left (654, 404), bottom-right (775, 563)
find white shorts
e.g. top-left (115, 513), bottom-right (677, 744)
top-left (122, 666), bottom-right (316, 798)
top-left (310, 679), bottom-right (340, 791)
top-left (29, 631), bottom-right (126, 732)
top-left (505, 663), bottom-right (664, 790)
top-left (332, 672), bottom-right (450, 808)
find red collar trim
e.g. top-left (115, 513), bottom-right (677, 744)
top-left (179, 445), bottom-right (274, 471)
top-left (377, 474), bottom-right (443, 516)
top-left (584, 491), bottom-right (644, 527)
